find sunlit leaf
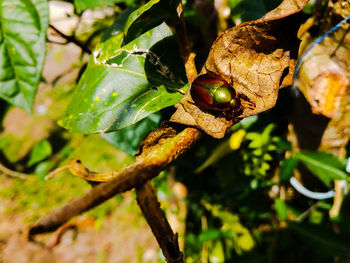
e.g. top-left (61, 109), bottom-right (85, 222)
top-left (0, 0), bottom-right (49, 112)
top-left (229, 129), bottom-right (246, 150)
top-left (295, 152), bottom-right (348, 187)
top-left (209, 241), bottom-right (225, 263)
top-left (122, 0), bottom-right (181, 45)
top-left (60, 22), bottom-right (186, 134)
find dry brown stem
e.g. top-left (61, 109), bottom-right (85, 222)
top-left (28, 127), bottom-right (201, 236)
top-left (175, 3), bottom-right (197, 84)
top-left (136, 182), bottom-right (183, 263)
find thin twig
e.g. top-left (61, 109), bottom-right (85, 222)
top-left (136, 182), bottom-right (183, 263)
top-left (294, 202), bottom-right (320, 222)
top-left (45, 222), bottom-right (78, 249)
top-left (49, 24), bottom-right (91, 54)
top-left (0, 162), bottom-right (28, 180)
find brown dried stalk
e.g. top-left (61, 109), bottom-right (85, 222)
top-left (174, 3), bottom-right (197, 84)
top-left (136, 182), bottom-right (183, 263)
top-left (28, 127), bottom-right (200, 236)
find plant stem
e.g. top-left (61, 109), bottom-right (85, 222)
top-left (49, 24), bottom-right (91, 54)
top-left (136, 181), bottom-right (184, 263)
top-left (28, 126), bottom-right (200, 236)
top-left (0, 162), bottom-right (28, 180)
top-left (174, 3), bottom-right (197, 84)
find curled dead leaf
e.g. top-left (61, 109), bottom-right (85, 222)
top-left (295, 2), bottom-right (350, 118)
top-left (171, 0), bottom-right (308, 138)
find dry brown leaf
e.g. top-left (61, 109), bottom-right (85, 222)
top-left (171, 0), bottom-right (309, 138)
top-left (295, 2), bottom-right (350, 118)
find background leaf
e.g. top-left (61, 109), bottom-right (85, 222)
top-left (27, 139), bottom-right (52, 167)
top-left (228, 0), bottom-right (280, 23)
top-left (274, 198), bottom-right (287, 220)
top-left (100, 112), bottom-right (161, 156)
top-left (295, 152), bottom-right (348, 187)
top-left (60, 22), bottom-right (186, 134)
top-left (288, 222), bottom-right (348, 256)
top-left (0, 0), bottom-right (49, 112)
top-left (279, 156), bottom-right (298, 182)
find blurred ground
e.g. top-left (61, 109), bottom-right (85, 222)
top-left (0, 1), bottom-right (162, 262)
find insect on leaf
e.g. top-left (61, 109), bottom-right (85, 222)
top-left (171, 0), bottom-right (308, 138)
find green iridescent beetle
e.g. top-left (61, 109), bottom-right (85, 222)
top-left (190, 72), bottom-right (242, 113)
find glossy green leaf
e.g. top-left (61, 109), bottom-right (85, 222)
top-left (60, 22), bottom-right (186, 134)
top-left (27, 139), bottom-right (52, 167)
top-left (122, 0), bottom-right (181, 45)
top-left (74, 0), bottom-right (136, 13)
top-left (100, 112), bottom-right (161, 156)
top-left (295, 152), bottom-right (348, 187)
top-left (0, 0), bottom-right (49, 112)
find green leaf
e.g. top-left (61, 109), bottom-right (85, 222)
top-left (274, 198), bottom-right (287, 220)
top-left (279, 156), bottom-right (298, 182)
top-left (74, 0), bottom-right (136, 13)
top-left (102, 8), bottom-right (137, 42)
top-left (60, 22), bottom-right (186, 134)
top-left (122, 0), bottom-right (181, 45)
top-left (229, 0), bottom-right (266, 22)
top-left (209, 241), bottom-right (225, 263)
top-left (295, 152), bottom-right (348, 187)
top-left (27, 139), bottom-right (52, 167)
top-left (34, 160), bottom-right (55, 180)
top-left (0, 0), bottom-right (49, 112)
top-left (100, 112), bottom-right (161, 156)
top-left (199, 229), bottom-right (224, 243)
top-left (288, 222), bottom-right (348, 256)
